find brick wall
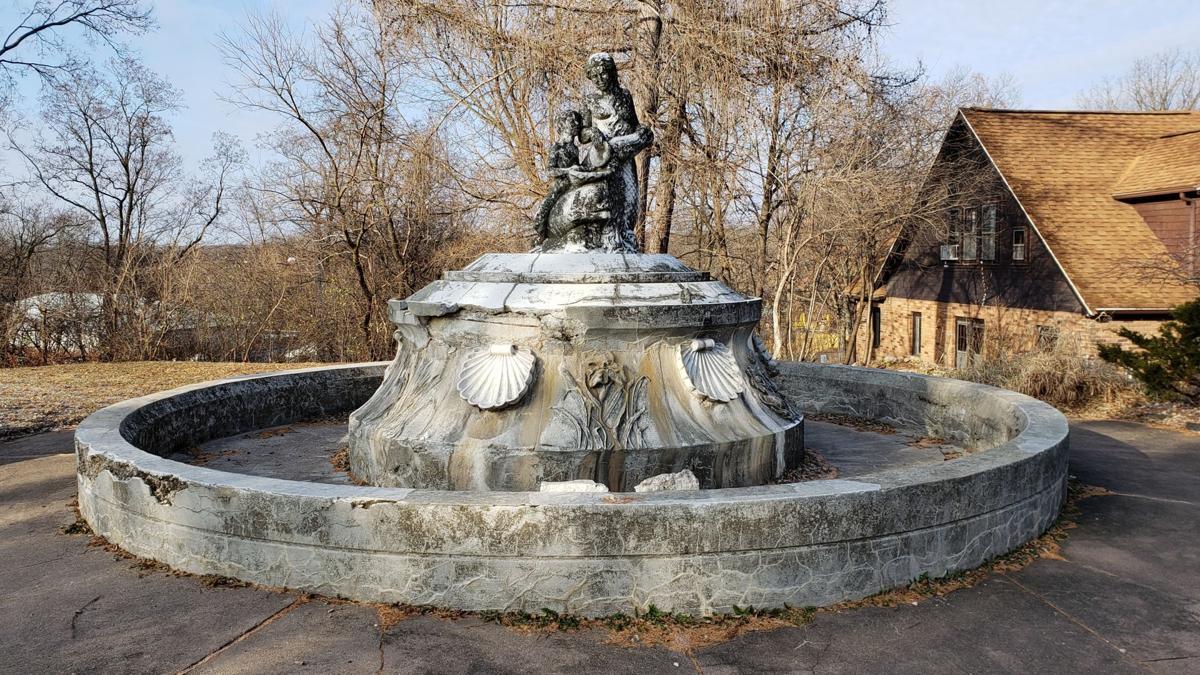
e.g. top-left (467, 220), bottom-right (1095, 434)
top-left (861, 297), bottom-right (1167, 367)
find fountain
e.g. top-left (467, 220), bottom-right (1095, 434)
top-left (73, 55), bottom-right (1069, 617)
top-left (347, 53), bottom-right (800, 493)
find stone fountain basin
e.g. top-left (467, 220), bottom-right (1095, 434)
top-left (74, 362), bottom-right (1068, 617)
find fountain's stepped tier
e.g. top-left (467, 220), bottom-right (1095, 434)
top-left (401, 253), bottom-right (758, 329)
top-left (348, 253), bottom-right (803, 491)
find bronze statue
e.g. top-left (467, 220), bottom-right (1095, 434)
top-left (535, 52), bottom-right (653, 253)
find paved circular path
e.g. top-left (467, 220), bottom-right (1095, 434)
top-left (2, 421), bottom-right (1198, 673)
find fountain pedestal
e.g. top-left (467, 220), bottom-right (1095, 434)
top-left (347, 253), bottom-right (803, 490)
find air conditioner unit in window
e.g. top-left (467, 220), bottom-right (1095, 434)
top-left (940, 244), bottom-right (960, 261)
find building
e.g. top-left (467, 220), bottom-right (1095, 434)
top-left (868, 108), bottom-right (1200, 368)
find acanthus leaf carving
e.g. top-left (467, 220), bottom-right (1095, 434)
top-left (746, 333), bottom-right (800, 421)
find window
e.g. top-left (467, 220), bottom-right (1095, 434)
top-left (944, 203), bottom-right (999, 263)
top-left (941, 210), bottom-right (961, 260)
top-left (961, 207), bottom-right (979, 260)
top-left (870, 306), bottom-right (881, 349)
top-left (981, 204), bottom-right (997, 261)
top-left (910, 312), bottom-right (922, 356)
top-left (1012, 226), bottom-right (1027, 262)
top-left (955, 318), bottom-right (984, 369)
top-left (1035, 325), bottom-right (1059, 351)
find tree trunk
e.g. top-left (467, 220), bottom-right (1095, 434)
top-left (631, 0), bottom-right (663, 250)
top-left (649, 95), bottom-right (685, 254)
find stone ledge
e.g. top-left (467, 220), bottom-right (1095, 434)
top-left (75, 362), bottom-right (1069, 616)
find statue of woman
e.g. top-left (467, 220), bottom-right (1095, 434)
top-left (581, 52), bottom-right (653, 251)
top-left (535, 53), bottom-right (653, 253)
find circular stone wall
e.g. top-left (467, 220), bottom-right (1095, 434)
top-left (74, 362), bottom-right (1068, 617)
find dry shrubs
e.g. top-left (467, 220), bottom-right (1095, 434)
top-left (957, 343), bottom-right (1138, 411)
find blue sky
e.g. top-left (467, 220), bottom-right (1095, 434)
top-left (5, 0), bottom-right (1200, 169)
top-left (882, 0), bottom-right (1200, 107)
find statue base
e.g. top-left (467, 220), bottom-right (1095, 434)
top-left (347, 253), bottom-right (803, 491)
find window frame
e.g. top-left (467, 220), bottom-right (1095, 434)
top-left (961, 206), bottom-right (980, 261)
top-left (954, 317), bottom-right (985, 368)
top-left (1012, 225), bottom-right (1028, 263)
top-left (980, 203), bottom-right (998, 262)
top-left (910, 311), bottom-right (922, 357)
top-left (946, 207), bottom-right (961, 249)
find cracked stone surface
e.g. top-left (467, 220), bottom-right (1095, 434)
top-left (72, 362), bottom-right (1069, 617)
top-left (5, 420), bottom-right (1197, 672)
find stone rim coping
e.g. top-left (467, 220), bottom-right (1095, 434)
top-left (76, 362), bottom-right (1068, 558)
top-left (442, 270), bottom-right (711, 283)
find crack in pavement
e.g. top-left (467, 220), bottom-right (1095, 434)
top-left (1065, 559), bottom-right (1200, 605)
top-left (376, 610), bottom-right (386, 674)
top-left (70, 595), bottom-right (101, 639)
top-left (1000, 574), bottom-right (1155, 673)
top-left (1143, 655), bottom-right (1199, 663)
top-left (1103, 491), bottom-right (1199, 507)
top-left (174, 595), bottom-right (310, 674)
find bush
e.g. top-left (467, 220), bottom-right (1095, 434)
top-left (957, 342), bottom-right (1135, 411)
top-left (1098, 299), bottom-right (1200, 403)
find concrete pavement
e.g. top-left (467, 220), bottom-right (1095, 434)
top-left (1, 421), bottom-right (1197, 674)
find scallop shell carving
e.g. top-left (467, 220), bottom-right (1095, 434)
top-left (456, 344), bottom-right (537, 410)
top-left (678, 338), bottom-right (744, 403)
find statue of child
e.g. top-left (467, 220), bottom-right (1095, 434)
top-left (535, 110), bottom-right (583, 242)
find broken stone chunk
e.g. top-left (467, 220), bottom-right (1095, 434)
top-left (538, 479), bottom-right (609, 493)
top-left (633, 470), bottom-right (700, 493)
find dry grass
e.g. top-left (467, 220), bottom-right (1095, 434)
top-left (956, 347), bottom-right (1136, 412)
top-left (885, 351), bottom-right (1199, 433)
top-left (0, 361), bottom-right (323, 439)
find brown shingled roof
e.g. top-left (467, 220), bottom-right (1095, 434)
top-left (960, 108), bottom-right (1200, 311)
top-left (1113, 129), bottom-right (1200, 198)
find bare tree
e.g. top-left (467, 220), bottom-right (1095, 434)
top-left (10, 57), bottom-right (238, 359)
top-left (220, 6), bottom-right (469, 359)
top-left (1077, 48), bottom-right (1200, 111)
top-left (0, 0), bottom-right (151, 109)
top-left (0, 197), bottom-right (83, 360)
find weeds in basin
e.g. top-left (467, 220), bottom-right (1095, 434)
top-left (182, 446), bottom-right (240, 466)
top-left (770, 448), bottom-right (838, 483)
top-left (330, 445), bottom-right (351, 473)
top-left (330, 445), bottom-right (370, 485)
top-left (808, 412), bottom-right (896, 434)
top-left (251, 426), bottom-right (294, 439)
top-left (906, 435), bottom-right (948, 448)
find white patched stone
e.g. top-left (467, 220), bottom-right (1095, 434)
top-left (633, 469), bottom-right (700, 493)
top-left (538, 479), bottom-right (609, 493)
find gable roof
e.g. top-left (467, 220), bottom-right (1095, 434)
top-left (959, 108), bottom-right (1200, 312)
top-left (1112, 129), bottom-right (1200, 199)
